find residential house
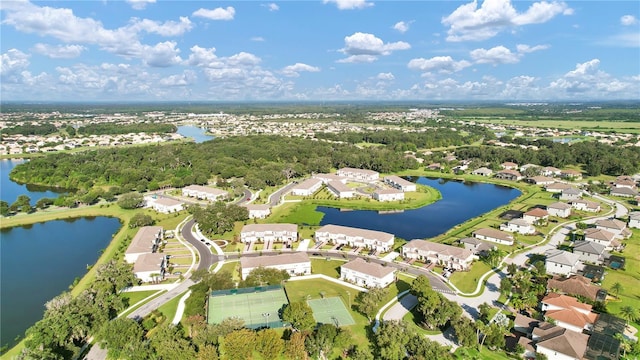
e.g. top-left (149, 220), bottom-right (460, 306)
top-left (452, 164), bottom-right (468, 174)
top-left (340, 258), bottom-right (396, 288)
top-left (613, 177), bottom-right (636, 189)
top-left (146, 196), bottom-right (184, 214)
top-left (520, 163), bottom-right (540, 173)
top-left (495, 169), bottom-right (522, 181)
top-left (182, 185), bottom-right (229, 201)
top-left (458, 237), bottom-right (495, 256)
top-left (472, 167), bottom-right (493, 177)
top-left (533, 324), bottom-right (589, 360)
top-left (313, 173), bottom-right (347, 184)
top-left (384, 175), bottom-right (417, 192)
top-left (125, 226), bottom-right (163, 263)
top-left (373, 188), bottom-right (404, 202)
top-left (290, 178), bottom-right (323, 196)
top-left (560, 169), bottom-right (583, 180)
top-left (500, 218), bottom-right (536, 235)
top-left (547, 275), bottom-right (607, 302)
top-left (583, 228), bottom-right (620, 251)
top-left (570, 199), bottom-right (601, 212)
top-left (528, 176), bottom-right (556, 185)
top-left (513, 313), bottom-right (539, 336)
top-left (547, 202), bottom-right (572, 218)
top-left (243, 204), bottom-right (271, 219)
top-left (401, 240), bottom-right (475, 271)
top-left (541, 166), bottom-right (562, 177)
top-left (336, 167), bottom-right (379, 182)
top-left (629, 211), bottom-right (640, 229)
top-left (545, 182), bottom-right (573, 193)
top-left (523, 208), bottom-right (549, 224)
top-left (541, 293), bottom-right (598, 333)
top-left (472, 228), bottom-right (515, 245)
top-left (315, 224), bottom-right (394, 252)
top-left (133, 253), bottom-right (167, 283)
top-left (501, 161), bottom-right (518, 170)
top-left (560, 187), bottom-right (583, 201)
top-left (545, 249), bottom-right (582, 276)
top-left (610, 187), bottom-right (638, 198)
top-left (326, 180), bottom-right (355, 198)
top-left (426, 163), bottom-right (442, 171)
top-left (240, 252), bottom-right (311, 280)
top-left (573, 240), bottom-right (608, 265)
top-left (595, 218), bottom-right (631, 239)
top-left (240, 224), bottom-right (298, 243)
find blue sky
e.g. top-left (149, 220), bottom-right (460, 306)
top-left (1, 0), bottom-right (639, 101)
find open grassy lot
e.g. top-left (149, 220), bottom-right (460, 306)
top-left (602, 231), bottom-right (640, 331)
top-left (271, 202), bottom-right (325, 225)
top-left (471, 118), bottom-right (640, 134)
top-left (449, 261), bottom-right (492, 294)
top-left (454, 346), bottom-right (515, 360)
top-left (122, 290), bottom-right (160, 308)
top-left (157, 290), bottom-right (187, 323)
top-left (310, 258), bottom-right (345, 278)
top-left (284, 278), bottom-right (371, 349)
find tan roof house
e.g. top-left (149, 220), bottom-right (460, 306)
top-left (501, 161), bottom-right (518, 170)
top-left (340, 258), bottom-right (396, 288)
top-left (523, 208), bottom-right (549, 224)
top-left (125, 226), bottom-right (163, 263)
top-left (384, 175), bottom-right (417, 192)
top-left (315, 224), bottom-right (394, 252)
top-left (240, 252), bottom-right (311, 280)
top-left (544, 182), bottom-right (573, 193)
top-left (472, 228), bottom-right (515, 245)
top-left (240, 224), bottom-right (298, 243)
top-left (373, 188), bottom-right (404, 202)
top-left (534, 325), bottom-right (589, 360)
top-left (583, 227), bottom-right (620, 251)
top-left (243, 204), bottom-right (271, 219)
top-left (547, 202), bottom-right (572, 218)
top-left (336, 167), bottom-right (379, 182)
top-left (401, 240), bottom-right (475, 271)
top-left (547, 275), bottom-right (607, 302)
top-left (290, 178), bottom-right (323, 196)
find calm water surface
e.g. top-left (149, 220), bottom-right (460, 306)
top-left (176, 125), bottom-right (215, 143)
top-left (0, 217), bottom-right (121, 348)
top-left (318, 177), bottom-right (520, 240)
top-left (0, 159), bottom-right (67, 204)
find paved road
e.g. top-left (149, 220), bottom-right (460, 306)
top-left (182, 219), bottom-right (221, 271)
top-left (268, 182), bottom-right (297, 207)
top-left (234, 189), bottom-right (253, 205)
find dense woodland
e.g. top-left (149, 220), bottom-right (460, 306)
top-left (75, 123), bottom-right (176, 136)
top-left (1, 123), bottom-right (58, 136)
top-left (9, 135), bottom-right (420, 191)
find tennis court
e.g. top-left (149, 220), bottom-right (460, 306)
top-left (208, 285), bottom-right (288, 329)
top-left (307, 297), bottom-right (355, 326)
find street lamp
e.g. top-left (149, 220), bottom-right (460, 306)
top-left (262, 312), bottom-right (270, 328)
top-left (346, 291), bottom-right (351, 308)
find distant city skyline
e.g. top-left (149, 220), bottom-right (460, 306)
top-left (1, 0), bottom-right (639, 101)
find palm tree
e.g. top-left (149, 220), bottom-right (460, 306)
top-left (620, 306), bottom-right (637, 326)
top-left (611, 282), bottom-right (623, 299)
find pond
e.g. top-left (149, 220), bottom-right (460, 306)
top-left (0, 216), bottom-right (121, 349)
top-left (317, 177), bottom-right (521, 240)
top-left (0, 159), bottom-right (68, 204)
top-left (176, 125), bottom-right (215, 144)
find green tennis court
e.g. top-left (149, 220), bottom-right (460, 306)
top-left (307, 297), bottom-right (355, 326)
top-left (208, 285), bottom-right (288, 329)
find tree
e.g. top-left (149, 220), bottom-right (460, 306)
top-left (242, 267), bottom-right (290, 287)
top-left (129, 213), bottom-right (155, 228)
top-left (483, 323), bottom-right (506, 350)
top-left (284, 331), bottom-right (307, 360)
top-left (406, 334), bottom-right (454, 359)
top-left (196, 344), bottom-right (219, 360)
top-left (349, 345), bottom-right (374, 360)
top-left (374, 320), bottom-right (412, 360)
top-left (221, 328), bottom-right (256, 360)
top-left (10, 194), bottom-right (31, 212)
top-left (35, 197), bottom-right (54, 210)
top-left (355, 287), bottom-right (388, 321)
top-left (611, 282), bottom-right (623, 299)
top-left (117, 192), bottom-right (144, 209)
top-left (305, 324), bottom-right (337, 359)
top-left (282, 302), bottom-right (315, 332)
top-left (97, 318), bottom-right (146, 359)
top-left (620, 306), bottom-right (638, 325)
top-left (255, 328), bottom-right (284, 360)
top-left (410, 275), bottom-right (431, 296)
top-left (452, 317), bottom-right (477, 348)
top-left (0, 200), bottom-right (10, 216)
top-left (506, 263), bottom-right (519, 276)
top-left (478, 303), bottom-right (492, 323)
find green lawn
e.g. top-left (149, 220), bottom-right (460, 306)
top-left (454, 347), bottom-right (515, 360)
top-left (449, 261), bottom-right (492, 294)
top-left (270, 202), bottom-right (325, 225)
top-left (402, 308), bottom-right (442, 336)
top-left (122, 290), bottom-right (160, 308)
top-left (215, 261), bottom-right (241, 282)
top-left (157, 290), bottom-right (187, 323)
top-left (310, 258), bottom-right (345, 278)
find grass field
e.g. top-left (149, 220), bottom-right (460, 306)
top-left (449, 261), bottom-right (492, 294)
top-left (157, 290), bottom-right (186, 324)
top-left (472, 118), bottom-right (640, 134)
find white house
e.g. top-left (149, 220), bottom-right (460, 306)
top-left (472, 167), bottom-right (493, 177)
top-left (401, 240), bottom-right (475, 271)
top-left (528, 176), bottom-right (556, 185)
top-left (472, 228), bottom-right (515, 245)
top-left (383, 175), bottom-right (416, 192)
top-left (500, 219), bottom-right (536, 235)
top-left (182, 185), bottom-right (228, 201)
top-left (240, 252), bottom-right (311, 280)
top-left (340, 258), bottom-right (396, 288)
top-left (583, 228), bottom-right (619, 251)
top-left (610, 187), bottom-right (638, 198)
top-left (544, 182), bottom-right (573, 193)
top-left (570, 199), bottom-right (600, 212)
top-left (315, 224), bottom-right (394, 252)
top-left (523, 208), bottom-right (549, 224)
top-left (573, 240), bottom-right (607, 265)
top-left (125, 226), bottom-right (163, 263)
top-left (545, 249), bottom-right (582, 276)
top-left (336, 167), bottom-right (379, 182)
top-left (240, 224), bottom-right (298, 243)
top-left (595, 218), bottom-right (630, 239)
top-left (313, 173), bottom-right (347, 184)
top-left (327, 180), bottom-right (355, 198)
top-left (547, 202), bottom-right (572, 218)
top-left (145, 196), bottom-right (184, 214)
top-left (560, 188), bottom-right (582, 201)
top-left (540, 166), bottom-right (562, 177)
top-left (629, 211), bottom-right (640, 229)
top-left (290, 178), bottom-right (323, 196)
top-left (133, 253), bottom-right (167, 283)
top-left (373, 188), bottom-right (404, 202)
top-left (243, 204), bottom-right (271, 219)
top-left (560, 169), bottom-right (583, 180)
top-left (501, 161), bottom-right (518, 170)
top-left (495, 169), bottom-right (522, 181)
top-left (541, 293), bottom-right (597, 333)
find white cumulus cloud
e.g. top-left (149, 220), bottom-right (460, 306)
top-left (32, 43), bottom-right (85, 59)
top-left (408, 56), bottom-right (471, 73)
top-left (621, 15), bottom-right (638, 26)
top-left (159, 70), bottom-right (197, 86)
top-left (471, 45), bottom-right (519, 64)
top-left (126, 0), bottom-right (156, 10)
top-left (338, 32), bottom-right (410, 63)
top-left (127, 17), bottom-right (193, 37)
top-left (282, 63), bottom-right (320, 77)
top-left (442, 0), bottom-right (572, 42)
top-left (377, 72), bottom-right (395, 80)
top-left (142, 41), bottom-right (182, 67)
top-left (323, 0), bottom-right (373, 10)
top-left (192, 7), bottom-right (236, 21)
top-left (1, 49), bottom-right (30, 78)
top-left (393, 21), bottom-right (411, 33)
top-left (263, 3), bottom-right (279, 11)
top-left (516, 44), bottom-right (549, 53)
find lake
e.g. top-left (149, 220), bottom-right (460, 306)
top-left (176, 125), bottom-right (215, 143)
top-left (0, 159), bottom-right (67, 204)
top-left (318, 177), bottom-right (521, 240)
top-left (0, 217), bottom-right (121, 349)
